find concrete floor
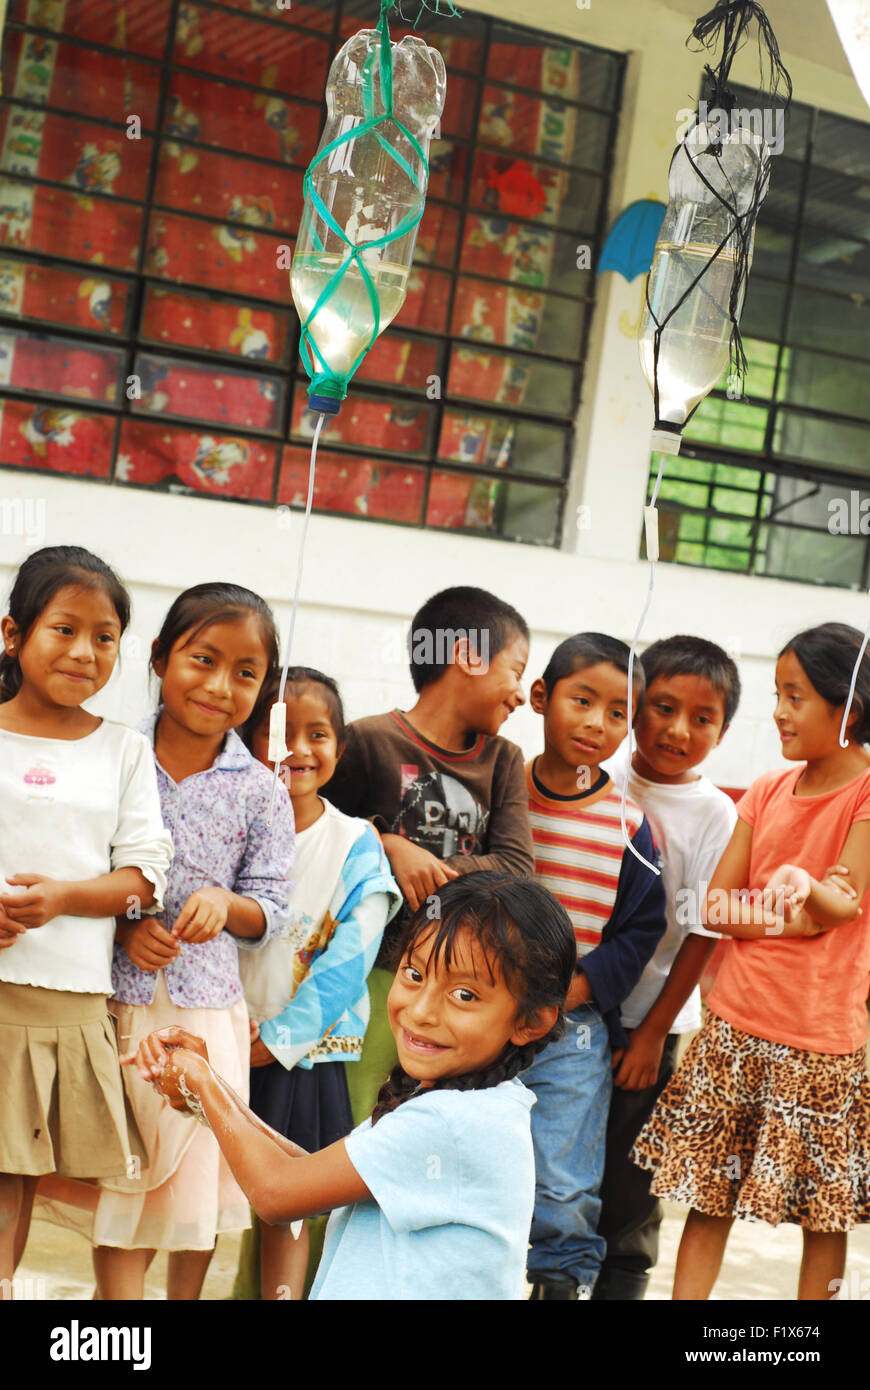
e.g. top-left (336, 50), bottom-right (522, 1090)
top-left (13, 1202), bottom-right (870, 1301)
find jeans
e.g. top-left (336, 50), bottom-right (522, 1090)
top-left (592, 1032), bottom-right (679, 1300)
top-left (520, 1003), bottom-right (611, 1290)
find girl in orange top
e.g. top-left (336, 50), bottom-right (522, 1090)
top-left (632, 622), bottom-right (870, 1301)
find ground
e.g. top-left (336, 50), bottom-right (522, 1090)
top-left (15, 1204), bottom-right (870, 1301)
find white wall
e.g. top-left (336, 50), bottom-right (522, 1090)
top-left (0, 0), bottom-right (868, 789)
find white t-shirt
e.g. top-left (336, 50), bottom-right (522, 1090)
top-left (0, 720), bottom-right (172, 994)
top-left (311, 1078), bottom-right (536, 1301)
top-left (602, 743), bottom-right (737, 1033)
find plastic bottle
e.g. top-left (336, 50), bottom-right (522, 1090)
top-left (638, 118), bottom-right (770, 454)
top-left (291, 29), bottom-right (446, 414)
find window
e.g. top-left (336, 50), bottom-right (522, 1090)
top-left (0, 0), bottom-right (623, 546)
top-left (644, 87), bottom-right (870, 588)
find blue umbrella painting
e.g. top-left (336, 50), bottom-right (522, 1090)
top-left (597, 199), bottom-right (666, 281)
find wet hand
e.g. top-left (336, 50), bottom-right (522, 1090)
top-left (171, 887), bottom-right (231, 944)
top-left (121, 1025), bottom-right (210, 1089)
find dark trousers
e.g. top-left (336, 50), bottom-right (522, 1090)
top-left (591, 1032), bottom-right (679, 1301)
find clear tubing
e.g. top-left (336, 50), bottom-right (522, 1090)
top-left (619, 456), bottom-right (665, 877)
top-left (839, 604), bottom-right (870, 749)
top-left (267, 411), bottom-right (326, 823)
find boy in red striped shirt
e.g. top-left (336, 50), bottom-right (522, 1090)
top-left (522, 633), bottom-right (666, 1300)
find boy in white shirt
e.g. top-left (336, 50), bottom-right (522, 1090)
top-left (595, 635), bottom-right (740, 1300)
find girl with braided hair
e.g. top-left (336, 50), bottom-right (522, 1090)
top-left (123, 870), bottom-right (576, 1299)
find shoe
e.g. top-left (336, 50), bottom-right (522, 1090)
top-left (528, 1276), bottom-right (579, 1300)
top-left (590, 1266), bottom-right (650, 1301)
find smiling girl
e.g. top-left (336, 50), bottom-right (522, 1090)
top-left (125, 871), bottom-right (576, 1300)
top-left (0, 546), bottom-right (172, 1293)
top-left (41, 583), bottom-right (295, 1300)
top-left (632, 622), bottom-right (870, 1301)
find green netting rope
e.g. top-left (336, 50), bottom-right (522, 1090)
top-left (297, 1), bottom-right (458, 405)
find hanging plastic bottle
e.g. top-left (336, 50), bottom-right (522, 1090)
top-left (291, 16), bottom-right (447, 417)
top-left (638, 116), bottom-right (771, 455)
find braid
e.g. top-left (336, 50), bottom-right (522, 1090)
top-left (0, 648), bottom-right (21, 702)
top-left (370, 1062), bottom-right (420, 1125)
top-left (369, 1012), bottom-right (567, 1123)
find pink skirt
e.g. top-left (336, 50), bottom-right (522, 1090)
top-left (37, 972), bottom-right (251, 1251)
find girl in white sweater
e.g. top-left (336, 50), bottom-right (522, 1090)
top-left (0, 545), bottom-right (172, 1293)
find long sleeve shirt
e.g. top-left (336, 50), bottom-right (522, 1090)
top-left (527, 761), bottom-right (667, 1048)
top-left (251, 805), bottom-right (402, 1069)
top-left (111, 713), bottom-right (295, 1009)
top-left (0, 721), bottom-right (173, 994)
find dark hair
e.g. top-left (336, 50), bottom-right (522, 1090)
top-left (239, 665), bottom-right (346, 750)
top-left (371, 871), bottom-right (576, 1125)
top-left (0, 545), bottom-right (130, 703)
top-left (150, 582), bottom-right (280, 731)
top-left (407, 586), bottom-right (529, 694)
top-left (541, 632), bottom-right (645, 705)
top-left (640, 634), bottom-right (741, 728)
top-left (779, 623), bottom-right (870, 745)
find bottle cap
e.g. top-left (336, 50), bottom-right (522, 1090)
top-left (308, 393), bottom-right (342, 416)
top-left (650, 427), bottom-right (682, 456)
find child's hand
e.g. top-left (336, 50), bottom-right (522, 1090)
top-left (565, 970), bottom-right (592, 1011)
top-left (380, 835), bottom-right (459, 912)
top-left (249, 1016), bottom-right (260, 1043)
top-left (117, 917), bottom-right (181, 971)
top-left (121, 1025), bottom-right (210, 1084)
top-left (0, 901), bottom-right (26, 951)
top-left (250, 1036), bottom-right (275, 1068)
top-left (152, 1048), bottom-right (207, 1112)
top-left (0, 875), bottom-right (68, 927)
top-left (821, 864), bottom-right (858, 901)
top-left (763, 864), bottom-right (813, 918)
top-left (773, 905), bottom-right (831, 938)
top-left (171, 887), bottom-right (231, 944)
top-left (613, 1024), bottom-right (665, 1092)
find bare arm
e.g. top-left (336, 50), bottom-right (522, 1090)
top-left (0, 867), bottom-right (155, 927)
top-left (613, 934), bottom-right (716, 1092)
top-left (700, 820), bottom-right (818, 939)
top-left (124, 1028), bottom-right (370, 1224)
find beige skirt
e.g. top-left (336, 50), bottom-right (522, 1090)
top-left (37, 972), bottom-right (251, 1250)
top-left (0, 979), bottom-right (145, 1179)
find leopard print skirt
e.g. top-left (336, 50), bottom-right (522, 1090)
top-left (630, 1010), bottom-right (870, 1231)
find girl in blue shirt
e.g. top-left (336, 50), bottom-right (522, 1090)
top-left (125, 870), bottom-right (576, 1300)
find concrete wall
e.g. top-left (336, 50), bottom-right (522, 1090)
top-left (0, 0), bottom-right (868, 787)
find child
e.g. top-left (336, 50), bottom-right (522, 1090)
top-left (632, 622), bottom-right (870, 1301)
top-left (323, 585), bottom-right (534, 1087)
top-left (0, 545), bottom-right (172, 1291)
top-left (235, 666), bottom-right (401, 1300)
top-left (594, 635), bottom-right (740, 1301)
top-left (522, 633), bottom-right (667, 1300)
top-left (124, 871), bottom-right (577, 1300)
top-left (41, 582), bottom-right (295, 1300)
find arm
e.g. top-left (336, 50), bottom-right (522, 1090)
top-left (763, 821), bottom-right (870, 929)
top-left (701, 819), bottom-right (825, 938)
top-left (174, 775), bottom-right (296, 946)
top-left (578, 819), bottom-right (667, 1016)
top-left (613, 934), bottom-right (716, 1090)
top-left (0, 867), bottom-right (155, 927)
top-left (139, 1046), bottom-right (370, 1224)
top-left (444, 744), bottom-right (534, 878)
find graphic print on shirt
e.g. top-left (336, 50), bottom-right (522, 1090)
top-left (393, 765), bottom-right (489, 857)
top-left (23, 759), bottom-right (57, 802)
